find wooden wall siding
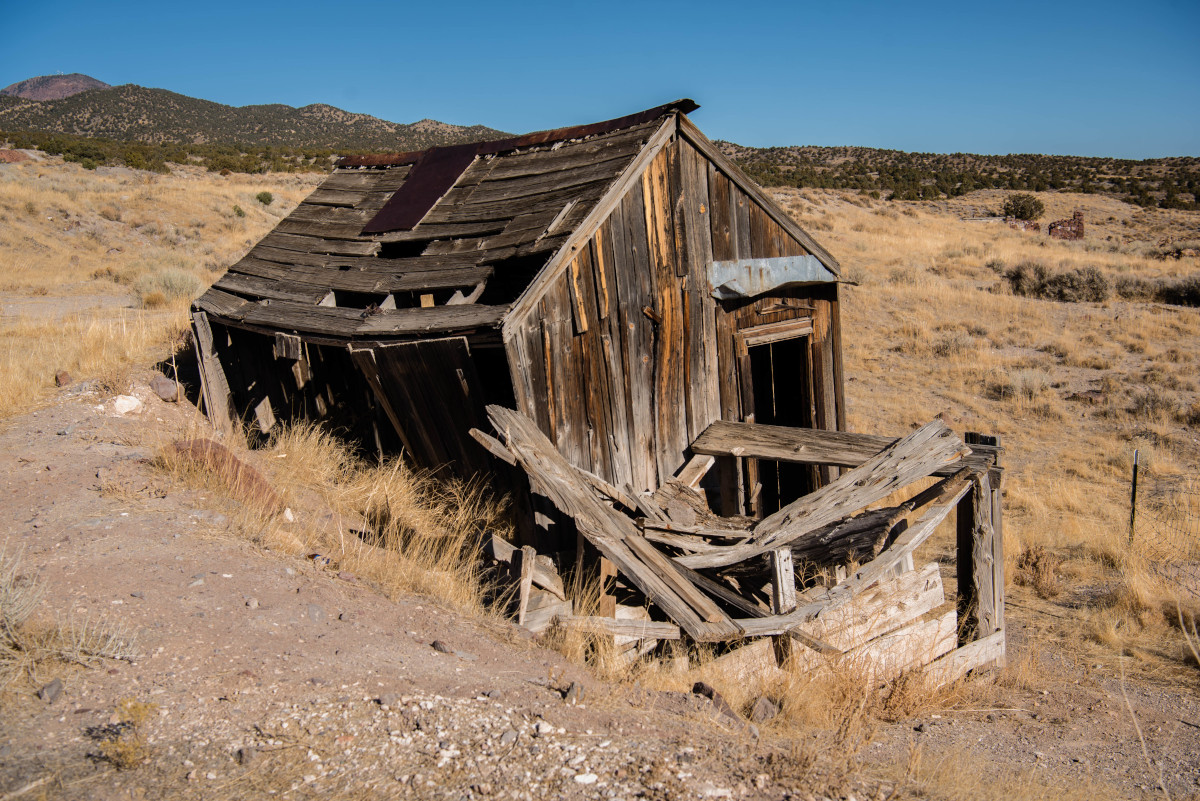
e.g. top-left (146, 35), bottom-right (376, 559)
top-left (350, 338), bottom-right (491, 476)
top-left (504, 134), bottom-right (843, 498)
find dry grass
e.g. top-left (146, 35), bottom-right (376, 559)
top-left (0, 543), bottom-right (140, 689)
top-left (0, 156), bottom-right (319, 419)
top-left (152, 421), bottom-right (511, 617)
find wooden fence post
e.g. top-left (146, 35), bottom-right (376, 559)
top-left (957, 433), bottom-right (1005, 667)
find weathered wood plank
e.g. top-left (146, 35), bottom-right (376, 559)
top-left (923, 630), bottom-right (1005, 687)
top-left (677, 116), bottom-right (840, 275)
top-left (678, 421), bottom-right (968, 569)
top-left (616, 182), bottom-right (658, 492)
top-left (790, 561), bottom-right (944, 652)
top-left (486, 405), bottom-right (740, 641)
top-left (690, 419), bottom-right (998, 476)
top-left (259, 231), bottom-right (380, 257)
top-left (554, 616), bottom-right (681, 640)
top-left (643, 146), bottom-right (689, 485)
top-left (190, 311), bottom-right (234, 435)
top-left (770, 548), bottom-right (797, 614)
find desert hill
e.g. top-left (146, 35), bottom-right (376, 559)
top-left (0, 76), bottom-right (505, 151)
top-left (0, 73), bottom-right (110, 101)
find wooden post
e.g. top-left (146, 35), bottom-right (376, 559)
top-left (770, 548), bottom-right (797, 614)
top-left (957, 433), bottom-right (1005, 667)
top-left (190, 311), bottom-right (234, 436)
top-left (516, 545), bottom-right (536, 627)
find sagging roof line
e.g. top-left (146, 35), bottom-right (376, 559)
top-left (358, 100), bottom-right (699, 235)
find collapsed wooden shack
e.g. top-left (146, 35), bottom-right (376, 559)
top-left (190, 99), bottom-right (1005, 680)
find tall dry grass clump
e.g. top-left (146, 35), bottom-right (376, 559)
top-left (155, 422), bottom-right (510, 617)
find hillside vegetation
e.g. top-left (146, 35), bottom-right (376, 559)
top-left (722, 142), bottom-right (1200, 210)
top-left (0, 83), bottom-right (506, 150)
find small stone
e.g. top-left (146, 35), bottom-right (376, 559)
top-left (337, 571), bottom-right (356, 582)
top-left (563, 681), bottom-right (585, 706)
top-left (753, 773), bottom-right (770, 790)
top-left (431, 640), bottom-right (454, 654)
top-left (499, 729), bottom-right (518, 747)
top-left (189, 579), bottom-right (204, 588)
top-left (471, 783), bottom-right (494, 796)
top-left (54, 370), bottom-right (72, 387)
top-left (378, 693), bottom-right (399, 708)
top-left (337, 611), bottom-right (354, 621)
top-left (750, 696), bottom-right (778, 724)
top-left (110, 395), bottom-right (143, 416)
top-left (484, 689), bottom-right (501, 699)
top-left (236, 746), bottom-right (256, 765)
top-left (246, 598), bottom-right (259, 609)
top-left (307, 604), bottom-right (326, 623)
top-left (37, 678), bottom-right (63, 703)
top-left (130, 591), bottom-right (144, 599)
top-left (574, 773), bottom-right (598, 785)
top-left (150, 374), bottom-right (180, 402)
top-left (205, 771), bottom-right (217, 780)
top-left (533, 721), bottom-right (555, 738)
top-left (915, 723), bottom-right (928, 733)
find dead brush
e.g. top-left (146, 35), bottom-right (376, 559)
top-left (90, 697), bottom-right (157, 770)
top-left (1014, 545), bottom-right (1063, 599)
top-left (0, 543), bottom-right (140, 688)
top-left (156, 422), bottom-right (511, 616)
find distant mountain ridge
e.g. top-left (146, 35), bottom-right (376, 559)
top-left (1, 73), bottom-right (110, 101)
top-left (0, 75), bottom-right (506, 151)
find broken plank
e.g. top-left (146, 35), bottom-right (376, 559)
top-left (480, 533), bottom-right (565, 600)
top-left (486, 405), bottom-right (739, 641)
top-left (790, 561), bottom-right (944, 652)
top-left (923, 630), bottom-right (1005, 687)
top-left (678, 420), bottom-right (968, 569)
top-left (554, 616), bottom-right (681, 641)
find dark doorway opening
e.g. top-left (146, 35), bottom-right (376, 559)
top-left (747, 335), bottom-right (816, 514)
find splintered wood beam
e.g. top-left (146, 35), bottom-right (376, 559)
top-left (675, 453), bottom-right (716, 489)
top-left (770, 548), bottom-right (797, 614)
top-left (516, 545), bottom-right (537, 627)
top-left (485, 406), bottom-right (740, 641)
top-left (730, 480), bottom-right (972, 638)
top-left (691, 419), bottom-right (998, 476)
top-left (481, 533), bottom-right (565, 600)
top-left (677, 420), bottom-right (968, 570)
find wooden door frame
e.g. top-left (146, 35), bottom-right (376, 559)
top-left (733, 317), bottom-right (815, 517)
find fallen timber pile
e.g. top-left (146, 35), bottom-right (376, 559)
top-left (474, 405), bottom-right (1006, 685)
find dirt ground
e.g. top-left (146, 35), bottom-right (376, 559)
top-left (0, 375), bottom-right (1197, 801)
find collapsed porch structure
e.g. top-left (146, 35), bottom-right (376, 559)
top-left (190, 99), bottom-right (1005, 681)
top-left (477, 409), bottom-right (1005, 683)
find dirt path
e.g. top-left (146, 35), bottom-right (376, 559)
top-left (0, 377), bottom-right (1198, 800)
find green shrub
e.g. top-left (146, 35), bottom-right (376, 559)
top-left (232, 205), bottom-right (245, 218)
top-left (1002, 193), bottom-right (1045, 221)
top-left (255, 191), bottom-right (273, 206)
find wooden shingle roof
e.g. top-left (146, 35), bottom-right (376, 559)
top-left (195, 101), bottom-right (697, 342)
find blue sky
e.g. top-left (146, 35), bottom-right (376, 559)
top-left (2, 0), bottom-right (1197, 158)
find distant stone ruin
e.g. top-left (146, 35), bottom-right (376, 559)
top-left (1048, 210), bottom-right (1085, 240)
top-left (1006, 218), bottom-right (1040, 232)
